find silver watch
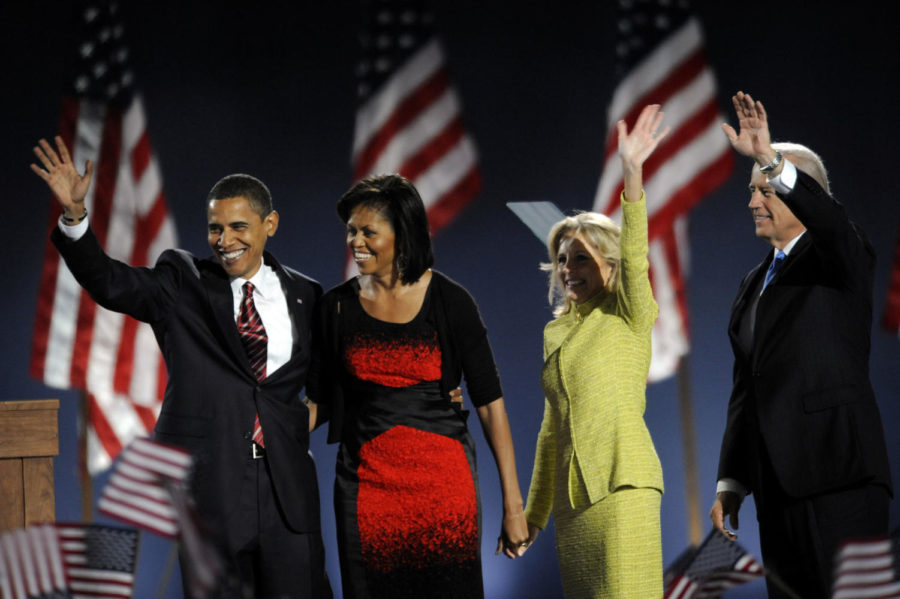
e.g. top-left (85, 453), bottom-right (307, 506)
top-left (759, 150), bottom-right (783, 174)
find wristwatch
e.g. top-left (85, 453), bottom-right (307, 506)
top-left (759, 150), bottom-right (783, 174)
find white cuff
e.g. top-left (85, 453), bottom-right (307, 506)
top-left (767, 159), bottom-right (797, 195)
top-left (716, 478), bottom-right (748, 497)
top-left (58, 215), bottom-right (89, 240)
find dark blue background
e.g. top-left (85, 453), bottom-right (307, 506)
top-left (2, 2), bottom-right (898, 596)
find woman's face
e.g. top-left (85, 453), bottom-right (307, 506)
top-left (556, 234), bottom-right (611, 304)
top-left (347, 205), bottom-right (396, 279)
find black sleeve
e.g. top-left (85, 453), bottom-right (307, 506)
top-left (443, 277), bottom-right (503, 407)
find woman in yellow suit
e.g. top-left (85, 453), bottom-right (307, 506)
top-left (524, 104), bottom-right (669, 598)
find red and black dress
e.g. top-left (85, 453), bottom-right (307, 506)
top-left (308, 272), bottom-right (503, 599)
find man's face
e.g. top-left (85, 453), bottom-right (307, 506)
top-left (747, 165), bottom-right (805, 249)
top-left (207, 196), bottom-right (279, 279)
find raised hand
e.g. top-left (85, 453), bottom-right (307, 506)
top-left (721, 91), bottom-right (774, 163)
top-left (617, 104), bottom-right (669, 202)
top-left (30, 136), bottom-right (93, 216)
top-left (618, 103), bottom-right (670, 172)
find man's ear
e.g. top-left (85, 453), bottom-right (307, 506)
top-left (265, 210), bottom-right (280, 237)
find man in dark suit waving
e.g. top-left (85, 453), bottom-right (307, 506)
top-left (31, 136), bottom-right (331, 598)
top-left (708, 93), bottom-right (892, 598)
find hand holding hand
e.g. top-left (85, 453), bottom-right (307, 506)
top-left (721, 91), bottom-right (776, 165)
top-left (709, 491), bottom-right (741, 540)
top-left (30, 136), bottom-right (93, 217)
top-left (495, 510), bottom-right (530, 559)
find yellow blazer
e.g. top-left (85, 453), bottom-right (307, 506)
top-left (525, 195), bottom-right (663, 529)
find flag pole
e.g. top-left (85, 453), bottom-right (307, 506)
top-left (77, 390), bottom-right (93, 522)
top-left (676, 354), bottom-right (702, 545)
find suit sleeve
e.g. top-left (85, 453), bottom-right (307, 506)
top-left (618, 193), bottom-right (659, 333)
top-left (51, 225), bottom-right (179, 323)
top-left (780, 171), bottom-right (874, 285)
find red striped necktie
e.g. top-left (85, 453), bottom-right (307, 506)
top-left (237, 281), bottom-right (267, 447)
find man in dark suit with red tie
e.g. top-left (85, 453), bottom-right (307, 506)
top-left (31, 136), bottom-right (331, 598)
top-left (709, 92), bottom-right (892, 598)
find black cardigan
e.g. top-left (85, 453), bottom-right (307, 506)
top-left (307, 270), bottom-right (503, 444)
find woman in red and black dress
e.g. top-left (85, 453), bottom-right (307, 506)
top-left (307, 174), bottom-right (529, 598)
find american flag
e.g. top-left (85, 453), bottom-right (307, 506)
top-left (56, 523), bottom-right (139, 599)
top-left (664, 529), bottom-right (764, 599)
top-left (592, 0), bottom-right (734, 381)
top-left (97, 438), bottom-right (223, 597)
top-left (29, 0), bottom-right (176, 473)
top-left (0, 524), bottom-right (67, 599)
top-left (832, 532), bottom-right (900, 599)
top-left (98, 437), bottom-right (192, 539)
top-left (348, 0), bottom-right (480, 277)
top-left (882, 223), bottom-right (900, 336)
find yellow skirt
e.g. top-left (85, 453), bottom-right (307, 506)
top-left (553, 486), bottom-right (662, 599)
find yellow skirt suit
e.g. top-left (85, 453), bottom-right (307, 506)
top-left (525, 196), bottom-right (664, 598)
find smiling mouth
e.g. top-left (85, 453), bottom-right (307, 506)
top-left (353, 251), bottom-right (373, 262)
top-left (565, 279), bottom-right (585, 288)
top-left (220, 248), bottom-right (245, 262)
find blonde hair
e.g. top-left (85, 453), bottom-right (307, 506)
top-left (542, 211), bottom-right (621, 317)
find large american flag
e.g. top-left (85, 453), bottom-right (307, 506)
top-left (664, 529), bottom-right (764, 599)
top-left (593, 0), bottom-right (734, 381)
top-left (29, 0), bottom-right (175, 473)
top-left (832, 532), bottom-right (900, 599)
top-left (347, 0), bottom-right (480, 277)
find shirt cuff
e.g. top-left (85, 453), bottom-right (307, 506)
top-left (58, 215), bottom-right (89, 240)
top-left (767, 159), bottom-right (797, 195)
top-left (716, 478), bottom-right (748, 497)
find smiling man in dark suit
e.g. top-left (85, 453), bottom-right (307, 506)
top-left (31, 136), bottom-right (331, 598)
top-left (708, 92), bottom-right (892, 598)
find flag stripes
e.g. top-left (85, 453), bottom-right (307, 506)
top-left (833, 534), bottom-right (900, 599)
top-left (593, 4), bottom-right (733, 382)
top-left (346, 1), bottom-right (481, 280)
top-left (30, 2), bottom-right (175, 473)
top-left (98, 437), bottom-right (193, 539)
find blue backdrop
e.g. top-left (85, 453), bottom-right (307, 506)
top-left (2, 2), bottom-right (897, 597)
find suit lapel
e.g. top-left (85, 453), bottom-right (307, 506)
top-left (201, 262), bottom-right (256, 379)
top-left (265, 252), bottom-right (305, 383)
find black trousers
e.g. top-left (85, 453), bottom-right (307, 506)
top-left (184, 454), bottom-right (331, 599)
top-left (753, 444), bottom-right (890, 599)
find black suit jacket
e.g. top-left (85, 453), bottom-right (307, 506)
top-left (52, 227), bottom-right (323, 535)
top-left (717, 170), bottom-right (892, 500)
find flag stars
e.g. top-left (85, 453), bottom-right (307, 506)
top-left (375, 57), bottom-right (391, 72)
top-left (376, 34), bottom-right (392, 49)
top-left (100, 27), bottom-right (112, 42)
top-left (80, 42), bottom-right (94, 58)
top-left (398, 34), bottom-right (415, 48)
top-left (84, 6), bottom-right (99, 22)
top-left (377, 10), bottom-right (393, 24)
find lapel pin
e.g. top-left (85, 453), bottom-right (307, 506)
top-left (296, 299), bottom-right (303, 304)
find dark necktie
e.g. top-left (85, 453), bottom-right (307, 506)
top-left (237, 282), bottom-right (267, 447)
top-left (762, 250), bottom-right (786, 293)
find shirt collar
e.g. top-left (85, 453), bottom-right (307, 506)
top-left (778, 231), bottom-right (805, 258)
top-left (229, 260), bottom-right (277, 299)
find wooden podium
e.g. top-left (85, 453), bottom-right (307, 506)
top-left (0, 400), bottom-right (59, 532)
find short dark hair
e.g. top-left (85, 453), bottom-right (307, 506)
top-left (337, 174), bottom-right (434, 284)
top-left (206, 173), bottom-right (273, 218)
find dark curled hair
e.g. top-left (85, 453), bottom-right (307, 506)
top-left (337, 174), bottom-right (434, 284)
top-left (206, 173), bottom-right (273, 218)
